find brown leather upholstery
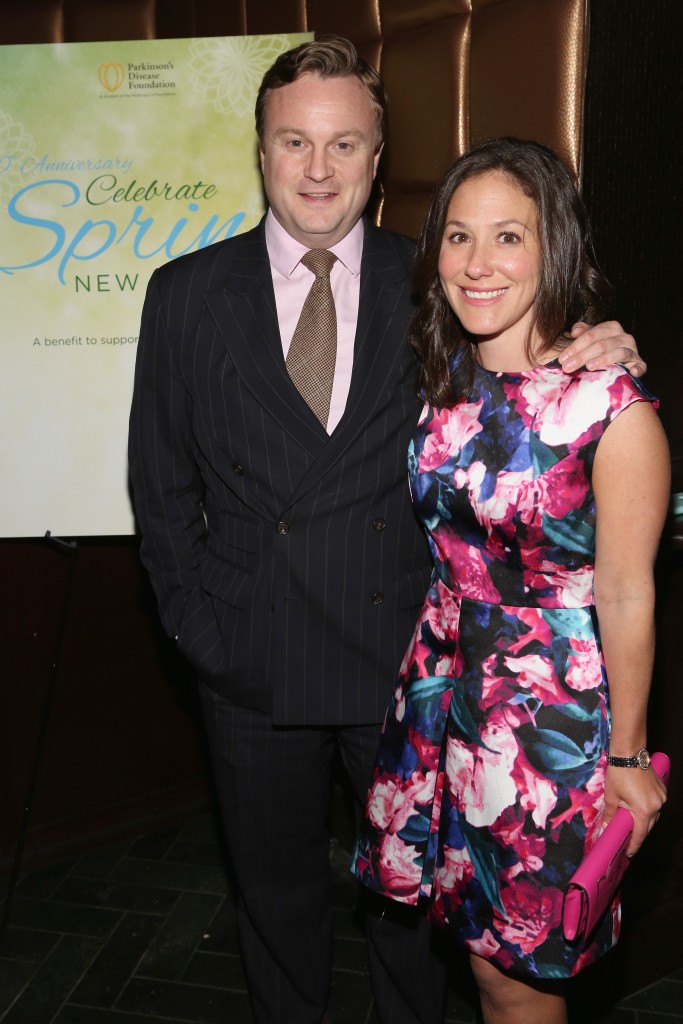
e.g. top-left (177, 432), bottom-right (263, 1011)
top-left (0, 0), bottom-right (588, 238)
top-left (375, 0), bottom-right (589, 236)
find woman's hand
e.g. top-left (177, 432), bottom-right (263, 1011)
top-left (603, 763), bottom-right (667, 857)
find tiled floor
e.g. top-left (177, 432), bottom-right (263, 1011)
top-left (0, 815), bottom-right (682, 1024)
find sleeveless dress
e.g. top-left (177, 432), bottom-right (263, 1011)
top-left (351, 360), bottom-right (655, 979)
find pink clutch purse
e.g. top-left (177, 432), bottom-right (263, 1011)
top-left (562, 751), bottom-right (671, 943)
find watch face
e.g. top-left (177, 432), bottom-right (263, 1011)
top-left (638, 749), bottom-right (651, 770)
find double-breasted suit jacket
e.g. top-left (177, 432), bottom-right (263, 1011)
top-left (129, 219), bottom-right (431, 725)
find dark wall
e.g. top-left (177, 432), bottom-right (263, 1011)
top-left (580, 1), bottom-right (683, 996)
top-left (583, 0), bottom-right (683, 458)
top-left (0, 537), bottom-right (208, 868)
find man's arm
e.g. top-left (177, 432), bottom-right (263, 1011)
top-left (128, 269), bottom-right (207, 639)
top-left (558, 320), bottom-right (646, 377)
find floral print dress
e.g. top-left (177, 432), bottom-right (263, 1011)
top-left (352, 360), bottom-right (655, 979)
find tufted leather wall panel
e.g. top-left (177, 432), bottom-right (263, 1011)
top-left (0, 0), bottom-right (588, 238)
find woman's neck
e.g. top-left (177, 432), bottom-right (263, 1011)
top-left (474, 335), bottom-right (564, 372)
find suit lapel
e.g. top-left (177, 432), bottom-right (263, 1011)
top-left (344, 222), bottom-right (414, 426)
top-left (202, 225), bottom-right (329, 456)
top-left (203, 221), bottom-right (414, 505)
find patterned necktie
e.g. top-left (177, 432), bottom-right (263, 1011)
top-left (286, 248), bottom-right (338, 428)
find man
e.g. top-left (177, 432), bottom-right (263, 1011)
top-left (129, 37), bottom-right (644, 1024)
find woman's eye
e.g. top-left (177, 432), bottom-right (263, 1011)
top-left (449, 232), bottom-right (469, 244)
top-left (499, 231), bottom-right (520, 244)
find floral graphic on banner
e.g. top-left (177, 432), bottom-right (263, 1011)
top-left (189, 36), bottom-right (293, 117)
top-left (0, 111), bottom-right (36, 206)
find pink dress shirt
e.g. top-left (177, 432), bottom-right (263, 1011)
top-left (265, 210), bottom-right (363, 433)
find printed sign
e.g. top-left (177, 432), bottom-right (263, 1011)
top-left (0, 33), bottom-right (310, 537)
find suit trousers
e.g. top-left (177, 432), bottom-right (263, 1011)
top-left (199, 683), bottom-right (447, 1024)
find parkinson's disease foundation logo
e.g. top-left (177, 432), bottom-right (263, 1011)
top-left (98, 63), bottom-right (125, 92)
top-left (96, 58), bottom-right (177, 96)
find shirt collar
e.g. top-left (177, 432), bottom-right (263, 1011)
top-left (265, 209), bottom-right (364, 279)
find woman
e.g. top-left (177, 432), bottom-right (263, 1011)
top-left (352, 139), bottom-right (669, 1023)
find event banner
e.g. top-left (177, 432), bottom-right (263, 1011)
top-left (0, 33), bottom-right (310, 537)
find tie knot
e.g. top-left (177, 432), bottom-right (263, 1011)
top-left (301, 249), bottom-right (337, 279)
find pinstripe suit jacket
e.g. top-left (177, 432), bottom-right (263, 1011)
top-left (129, 219), bottom-right (432, 725)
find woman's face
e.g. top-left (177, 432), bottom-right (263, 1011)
top-left (438, 170), bottom-right (543, 364)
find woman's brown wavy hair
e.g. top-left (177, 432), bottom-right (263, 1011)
top-left (411, 138), bottom-right (612, 407)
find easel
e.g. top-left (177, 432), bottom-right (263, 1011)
top-left (0, 532), bottom-right (78, 949)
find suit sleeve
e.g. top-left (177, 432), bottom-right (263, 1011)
top-left (128, 267), bottom-right (207, 638)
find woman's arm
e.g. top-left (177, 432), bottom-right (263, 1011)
top-left (592, 399), bottom-right (670, 856)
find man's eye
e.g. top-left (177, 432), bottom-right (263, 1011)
top-left (287, 139), bottom-right (304, 148)
top-left (336, 142), bottom-right (352, 151)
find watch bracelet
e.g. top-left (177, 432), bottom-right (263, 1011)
top-left (607, 748), bottom-right (651, 769)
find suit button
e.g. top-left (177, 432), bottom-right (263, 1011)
top-left (276, 521), bottom-right (289, 535)
top-left (370, 591), bottom-right (384, 605)
top-left (233, 463), bottom-right (244, 475)
top-left (373, 517), bottom-right (386, 532)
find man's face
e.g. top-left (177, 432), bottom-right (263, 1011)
top-left (259, 72), bottom-right (382, 249)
